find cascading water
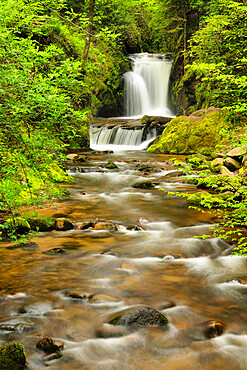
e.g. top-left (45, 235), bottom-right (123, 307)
top-left (124, 53), bottom-right (174, 117)
top-left (90, 53), bottom-right (174, 151)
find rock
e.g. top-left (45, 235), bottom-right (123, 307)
top-left (89, 294), bottom-right (117, 304)
top-left (76, 221), bottom-right (95, 230)
top-left (223, 157), bottom-right (241, 172)
top-left (227, 147), bottom-right (246, 159)
top-left (108, 305), bottom-right (169, 328)
top-left (203, 320), bottom-right (225, 339)
top-left (45, 248), bottom-right (66, 255)
top-left (132, 181), bottom-right (155, 189)
top-left (66, 153), bottom-right (78, 161)
top-left (105, 162), bottom-right (118, 169)
top-left (220, 166), bottom-right (234, 177)
top-left (0, 342), bottom-right (26, 370)
top-left (5, 217), bottom-right (31, 234)
top-left (186, 154), bottom-right (208, 166)
top-left (36, 337), bottom-right (64, 353)
top-left (237, 279), bottom-right (247, 285)
top-left (65, 291), bottom-right (88, 300)
top-left (94, 222), bottom-right (118, 231)
top-left (77, 155), bottom-right (86, 162)
top-left (210, 158), bottom-right (224, 173)
top-left (55, 218), bottom-right (74, 231)
top-left (27, 217), bottom-right (55, 232)
top-left (101, 250), bottom-right (120, 256)
top-left (126, 225), bottom-right (142, 231)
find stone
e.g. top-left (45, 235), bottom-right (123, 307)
top-left (94, 222), bottom-right (118, 231)
top-left (76, 221), bottom-right (95, 230)
top-left (220, 166), bottom-right (234, 177)
top-left (132, 181), bottom-right (155, 189)
top-left (55, 218), bottom-right (74, 231)
top-left (27, 217), bottom-right (55, 232)
top-left (126, 225), bottom-right (142, 231)
top-left (203, 320), bottom-right (225, 339)
top-left (36, 337), bottom-right (64, 353)
top-left (210, 158), bottom-right (224, 173)
top-left (223, 157), bottom-right (241, 172)
top-left (108, 305), bottom-right (169, 328)
top-left (227, 147), bottom-right (246, 159)
top-left (65, 291), bottom-right (88, 300)
top-left (0, 342), bottom-right (26, 370)
top-left (105, 162), bottom-right (118, 169)
top-left (45, 248), bottom-right (66, 255)
top-left (89, 294), bottom-right (117, 304)
top-left (66, 153), bottom-right (78, 161)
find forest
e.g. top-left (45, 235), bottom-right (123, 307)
top-left (0, 0), bottom-right (247, 368)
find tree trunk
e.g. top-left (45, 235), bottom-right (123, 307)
top-left (183, 6), bottom-right (187, 73)
top-left (82, 0), bottom-right (95, 64)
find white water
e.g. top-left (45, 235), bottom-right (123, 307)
top-left (124, 53), bottom-right (174, 117)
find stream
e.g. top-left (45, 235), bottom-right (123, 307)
top-left (1, 150), bottom-right (247, 369)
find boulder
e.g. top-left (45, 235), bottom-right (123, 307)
top-left (27, 217), bottom-right (55, 232)
top-left (108, 305), bottom-right (169, 328)
top-left (0, 342), bottom-right (26, 370)
top-left (220, 166), bottom-right (234, 177)
top-left (210, 158), bottom-right (224, 173)
top-left (132, 181), bottom-right (155, 189)
top-left (203, 320), bottom-right (225, 339)
top-left (55, 218), bottom-right (74, 231)
top-left (76, 221), bottom-right (95, 230)
top-left (105, 162), bottom-right (118, 169)
top-left (186, 154), bottom-right (208, 166)
top-left (223, 157), bottom-right (241, 172)
top-left (65, 291), bottom-right (88, 300)
top-left (5, 217), bottom-right (31, 234)
top-left (36, 337), bottom-right (63, 353)
top-left (89, 294), bottom-right (117, 304)
top-left (227, 147), bottom-right (246, 160)
top-left (94, 222), bottom-right (118, 231)
top-left (66, 153), bottom-right (79, 161)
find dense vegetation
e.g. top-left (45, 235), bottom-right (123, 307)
top-left (0, 0), bottom-right (246, 244)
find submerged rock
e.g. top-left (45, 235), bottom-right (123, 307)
top-left (94, 222), bottom-right (118, 231)
top-left (105, 162), bottom-right (118, 169)
top-left (203, 320), bottom-right (225, 339)
top-left (0, 342), bottom-right (26, 370)
top-left (89, 294), bottom-right (117, 304)
top-left (55, 218), bottom-right (74, 231)
top-left (36, 337), bottom-right (64, 353)
top-left (45, 248), bottom-right (66, 255)
top-left (132, 181), bottom-right (155, 189)
top-left (65, 291), bottom-right (88, 300)
top-left (108, 305), bottom-right (169, 328)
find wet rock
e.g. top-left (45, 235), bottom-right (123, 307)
top-left (103, 150), bottom-right (114, 154)
top-left (89, 294), bottom-right (117, 304)
top-left (0, 320), bottom-right (35, 333)
top-left (101, 250), bottom-right (120, 257)
top-left (5, 217), bottom-right (31, 234)
top-left (223, 157), bottom-right (241, 172)
top-left (203, 320), bottom-right (225, 339)
top-left (237, 279), bottom-right (247, 285)
top-left (64, 291), bottom-right (88, 300)
top-left (126, 225), bottom-right (142, 231)
top-left (55, 218), bottom-right (74, 231)
top-left (210, 158), bottom-right (224, 173)
top-left (45, 248), bottom-right (66, 255)
top-left (108, 305), bottom-right (169, 328)
top-left (76, 221), bottom-right (95, 230)
top-left (77, 155), bottom-right (86, 162)
top-left (94, 222), bottom-right (118, 232)
top-left (95, 324), bottom-right (129, 338)
top-left (27, 217), bottom-right (55, 232)
top-left (105, 162), bottom-right (118, 169)
top-left (0, 342), bottom-right (26, 370)
top-left (36, 337), bottom-right (64, 353)
top-left (132, 181), bottom-right (155, 189)
top-left (66, 153), bottom-right (78, 161)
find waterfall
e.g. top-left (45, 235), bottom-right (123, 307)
top-left (124, 53), bottom-right (173, 117)
top-left (90, 53), bottom-right (174, 151)
top-left (90, 125), bottom-right (157, 151)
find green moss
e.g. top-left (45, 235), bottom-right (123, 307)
top-left (132, 181), bottom-right (155, 189)
top-left (0, 342), bottom-right (26, 370)
top-left (105, 162), bottom-right (118, 169)
top-left (147, 111), bottom-right (229, 155)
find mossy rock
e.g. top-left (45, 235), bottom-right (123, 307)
top-left (0, 342), bottom-right (26, 369)
top-left (132, 181), bottom-right (155, 189)
top-left (77, 155), bottom-right (87, 162)
top-left (5, 217), bottom-right (31, 234)
top-left (27, 217), bottom-right (55, 232)
top-left (108, 305), bottom-right (169, 328)
top-left (55, 218), bottom-right (74, 231)
top-left (186, 154), bottom-right (208, 166)
top-left (210, 158), bottom-right (224, 173)
top-left (147, 110), bottom-right (228, 155)
top-left (105, 162), bottom-right (118, 169)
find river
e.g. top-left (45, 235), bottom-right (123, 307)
top-left (1, 150), bottom-right (247, 369)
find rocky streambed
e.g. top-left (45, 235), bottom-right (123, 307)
top-left (1, 150), bottom-right (247, 369)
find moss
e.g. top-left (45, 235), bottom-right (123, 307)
top-left (105, 162), bottom-right (118, 169)
top-left (132, 181), bottom-right (155, 189)
top-left (5, 217), bottom-right (31, 234)
top-left (27, 216), bottom-right (55, 232)
top-left (0, 342), bottom-right (26, 370)
top-left (147, 111), bottom-right (229, 155)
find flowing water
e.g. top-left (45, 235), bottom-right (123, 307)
top-left (124, 53), bottom-right (174, 117)
top-left (1, 151), bottom-right (247, 369)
